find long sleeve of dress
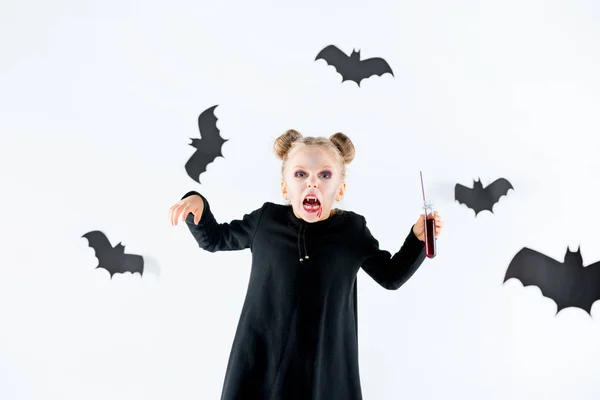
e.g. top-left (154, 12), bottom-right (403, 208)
top-left (181, 191), bottom-right (267, 252)
top-left (360, 216), bottom-right (427, 290)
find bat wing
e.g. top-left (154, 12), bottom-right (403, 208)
top-left (197, 105), bottom-right (227, 150)
top-left (185, 105), bottom-right (228, 184)
top-left (120, 254), bottom-right (144, 276)
top-left (315, 45), bottom-right (353, 81)
top-left (185, 150), bottom-right (205, 184)
top-left (82, 230), bottom-right (114, 266)
top-left (358, 57), bottom-right (394, 83)
top-left (579, 261), bottom-right (600, 315)
top-left (455, 183), bottom-right (485, 215)
top-left (485, 178), bottom-right (514, 207)
top-left (504, 247), bottom-right (572, 313)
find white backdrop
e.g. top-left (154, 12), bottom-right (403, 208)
top-left (2, 0), bottom-right (600, 399)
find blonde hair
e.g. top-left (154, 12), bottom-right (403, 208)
top-left (273, 129), bottom-right (355, 180)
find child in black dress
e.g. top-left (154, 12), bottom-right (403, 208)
top-left (169, 129), bottom-right (444, 400)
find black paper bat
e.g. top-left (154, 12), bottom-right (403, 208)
top-left (185, 105), bottom-right (228, 184)
top-left (82, 230), bottom-right (144, 278)
top-left (504, 247), bottom-right (600, 315)
top-left (315, 45), bottom-right (394, 86)
top-left (455, 177), bottom-right (513, 216)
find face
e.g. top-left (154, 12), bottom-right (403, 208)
top-left (281, 145), bottom-right (346, 222)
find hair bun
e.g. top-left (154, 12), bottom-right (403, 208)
top-left (274, 129), bottom-right (303, 160)
top-left (329, 132), bottom-right (355, 164)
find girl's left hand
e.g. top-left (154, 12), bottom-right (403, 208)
top-left (412, 211), bottom-right (444, 242)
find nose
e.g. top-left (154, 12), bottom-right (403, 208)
top-left (306, 177), bottom-right (318, 188)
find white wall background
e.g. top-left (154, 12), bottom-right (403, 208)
top-left (2, 0), bottom-right (600, 399)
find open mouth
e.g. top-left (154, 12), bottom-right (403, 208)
top-left (302, 195), bottom-right (322, 215)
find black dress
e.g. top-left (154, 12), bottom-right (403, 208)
top-left (182, 191), bottom-right (426, 400)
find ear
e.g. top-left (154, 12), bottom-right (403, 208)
top-left (280, 180), bottom-right (288, 200)
top-left (336, 182), bottom-right (347, 201)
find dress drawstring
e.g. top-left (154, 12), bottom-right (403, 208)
top-left (297, 223), bottom-right (309, 262)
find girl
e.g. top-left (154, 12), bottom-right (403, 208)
top-left (169, 129), bottom-right (444, 400)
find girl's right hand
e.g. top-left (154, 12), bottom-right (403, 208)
top-left (169, 194), bottom-right (204, 226)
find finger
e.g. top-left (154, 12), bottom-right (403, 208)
top-left (169, 201), bottom-right (182, 214)
top-left (180, 207), bottom-right (189, 222)
top-left (169, 207), bottom-right (177, 226)
top-left (194, 212), bottom-right (201, 225)
top-left (182, 206), bottom-right (197, 222)
top-left (171, 208), bottom-right (180, 226)
top-left (173, 204), bottom-right (186, 225)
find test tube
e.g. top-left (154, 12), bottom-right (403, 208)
top-left (423, 200), bottom-right (437, 258)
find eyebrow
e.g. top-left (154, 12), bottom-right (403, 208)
top-left (293, 165), bottom-right (334, 170)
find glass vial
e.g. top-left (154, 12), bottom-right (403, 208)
top-left (423, 200), bottom-right (437, 258)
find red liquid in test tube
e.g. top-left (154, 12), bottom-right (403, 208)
top-left (419, 171), bottom-right (436, 258)
top-left (423, 201), bottom-right (436, 258)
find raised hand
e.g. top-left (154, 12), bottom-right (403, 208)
top-left (412, 211), bottom-right (444, 242)
top-left (169, 194), bottom-right (204, 226)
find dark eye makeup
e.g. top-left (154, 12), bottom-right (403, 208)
top-left (294, 170), bottom-right (332, 178)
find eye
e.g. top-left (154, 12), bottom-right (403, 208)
top-left (294, 170), bottom-right (332, 178)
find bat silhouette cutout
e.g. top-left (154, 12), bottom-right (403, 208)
top-left (455, 177), bottom-right (513, 216)
top-left (82, 230), bottom-right (144, 278)
top-left (504, 247), bottom-right (600, 316)
top-left (185, 105), bottom-right (228, 184)
top-left (315, 45), bottom-right (394, 86)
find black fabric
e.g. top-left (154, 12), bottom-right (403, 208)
top-left (181, 191), bottom-right (426, 400)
